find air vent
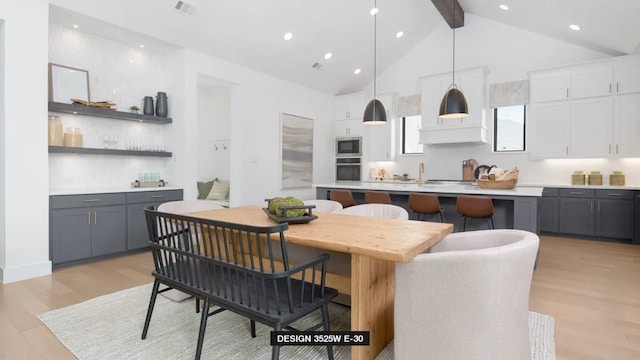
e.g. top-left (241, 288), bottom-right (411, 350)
top-left (311, 62), bottom-right (323, 69)
top-left (174, 1), bottom-right (196, 15)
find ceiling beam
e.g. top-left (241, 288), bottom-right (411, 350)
top-left (431, 0), bottom-right (464, 29)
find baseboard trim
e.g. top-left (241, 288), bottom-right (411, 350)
top-left (0, 261), bottom-right (52, 284)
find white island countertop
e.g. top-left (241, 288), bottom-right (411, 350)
top-left (314, 182), bottom-right (544, 197)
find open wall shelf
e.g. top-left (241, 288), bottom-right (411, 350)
top-left (48, 102), bottom-right (172, 124)
top-left (48, 146), bottom-right (172, 157)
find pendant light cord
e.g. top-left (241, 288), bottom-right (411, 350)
top-left (452, 0), bottom-right (456, 85)
top-left (373, 0), bottom-right (378, 100)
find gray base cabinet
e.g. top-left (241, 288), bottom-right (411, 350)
top-left (126, 190), bottom-right (183, 250)
top-left (50, 189), bottom-right (183, 266)
top-left (539, 188), bottom-right (559, 233)
top-left (545, 187), bottom-right (635, 242)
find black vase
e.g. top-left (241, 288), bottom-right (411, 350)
top-left (155, 92), bottom-right (168, 117)
top-left (143, 96), bottom-right (154, 115)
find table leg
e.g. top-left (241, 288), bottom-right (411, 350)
top-left (350, 254), bottom-right (395, 360)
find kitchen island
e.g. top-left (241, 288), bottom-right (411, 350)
top-left (315, 181), bottom-right (543, 233)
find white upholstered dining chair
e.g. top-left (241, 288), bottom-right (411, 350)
top-left (394, 229), bottom-right (539, 360)
top-left (157, 199), bottom-right (225, 214)
top-left (303, 199), bottom-right (343, 213)
top-left (337, 203), bottom-right (409, 220)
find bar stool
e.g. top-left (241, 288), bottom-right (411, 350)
top-left (456, 195), bottom-right (495, 231)
top-left (408, 193), bottom-right (443, 222)
top-left (364, 191), bottom-right (392, 204)
top-left (329, 189), bottom-right (357, 208)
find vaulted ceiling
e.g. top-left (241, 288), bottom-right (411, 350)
top-left (50, 0), bottom-right (640, 95)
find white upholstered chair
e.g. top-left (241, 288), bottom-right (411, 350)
top-left (303, 199), bottom-right (343, 213)
top-left (157, 199), bottom-right (225, 214)
top-left (394, 229), bottom-right (539, 360)
top-left (337, 203), bottom-right (409, 220)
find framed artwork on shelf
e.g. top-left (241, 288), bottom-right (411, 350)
top-left (48, 63), bottom-right (90, 104)
top-left (280, 113), bottom-right (313, 189)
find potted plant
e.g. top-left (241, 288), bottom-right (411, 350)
top-left (129, 105), bottom-right (140, 114)
top-left (402, 173), bottom-right (409, 181)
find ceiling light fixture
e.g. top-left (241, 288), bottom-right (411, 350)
top-left (73, 24), bottom-right (79, 29)
top-left (370, 7), bottom-right (378, 16)
top-left (139, 44), bottom-right (145, 48)
top-left (396, 31), bottom-right (404, 38)
top-left (499, 4), bottom-right (509, 10)
top-left (569, 24), bottom-right (581, 31)
top-left (283, 32), bottom-right (293, 40)
top-left (363, 0), bottom-right (387, 125)
top-left (354, 68), bottom-right (362, 75)
top-left (324, 52), bottom-right (332, 60)
top-left (439, 0), bottom-right (468, 119)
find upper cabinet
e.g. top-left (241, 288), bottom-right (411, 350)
top-left (529, 54), bottom-right (640, 159)
top-left (335, 93), bottom-right (365, 121)
top-left (364, 93), bottom-right (396, 161)
top-left (419, 67), bottom-right (488, 144)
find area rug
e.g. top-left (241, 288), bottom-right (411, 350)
top-left (39, 284), bottom-right (555, 360)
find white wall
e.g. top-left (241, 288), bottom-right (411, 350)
top-left (0, 0), bottom-right (51, 283)
top-left (196, 80), bottom-right (230, 182)
top-left (364, 14), bottom-right (639, 185)
top-left (180, 49), bottom-right (335, 206)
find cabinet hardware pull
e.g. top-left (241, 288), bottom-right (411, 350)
top-left (609, 83), bottom-right (612, 93)
top-left (617, 82), bottom-right (619, 93)
top-left (84, 199), bottom-right (101, 202)
top-left (151, 195), bottom-right (164, 198)
top-left (94, 211), bottom-right (97, 224)
top-left (608, 144), bottom-right (611, 154)
top-left (607, 193), bottom-right (622, 196)
top-left (597, 202), bottom-right (600, 212)
top-left (566, 88), bottom-right (569, 98)
top-left (616, 144), bottom-right (619, 154)
top-left (566, 146), bottom-right (568, 155)
top-left (590, 201), bottom-right (593, 212)
top-left (570, 191), bottom-right (583, 195)
top-left (88, 212), bottom-right (91, 225)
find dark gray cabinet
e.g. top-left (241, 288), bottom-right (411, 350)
top-left (635, 193), bottom-right (640, 245)
top-left (50, 193), bottom-right (126, 264)
top-left (50, 189), bottom-right (183, 265)
top-left (555, 188), bottom-right (634, 241)
top-left (126, 190), bottom-right (183, 250)
top-left (539, 188), bottom-right (559, 233)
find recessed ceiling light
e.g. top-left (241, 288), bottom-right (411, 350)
top-left (569, 24), bottom-right (581, 31)
top-left (370, 7), bottom-right (378, 16)
top-left (139, 44), bottom-right (145, 48)
top-left (396, 31), bottom-right (404, 38)
top-left (499, 4), bottom-right (509, 10)
top-left (283, 32), bottom-right (293, 41)
top-left (73, 24), bottom-right (79, 29)
top-left (354, 68), bottom-right (362, 75)
top-left (324, 52), bottom-right (332, 60)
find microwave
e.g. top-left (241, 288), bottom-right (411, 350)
top-left (336, 136), bottom-right (362, 157)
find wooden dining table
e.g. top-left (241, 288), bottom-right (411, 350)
top-left (188, 205), bottom-right (453, 360)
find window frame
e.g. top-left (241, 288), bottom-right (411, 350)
top-left (401, 115), bottom-right (423, 155)
top-left (493, 105), bottom-right (526, 152)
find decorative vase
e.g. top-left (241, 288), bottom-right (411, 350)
top-left (143, 96), bottom-right (154, 115)
top-left (155, 92), bottom-right (168, 117)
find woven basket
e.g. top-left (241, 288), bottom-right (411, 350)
top-left (476, 178), bottom-right (518, 189)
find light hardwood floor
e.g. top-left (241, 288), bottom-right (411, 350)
top-left (0, 236), bottom-right (639, 359)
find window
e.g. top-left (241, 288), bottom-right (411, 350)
top-left (402, 115), bottom-right (423, 154)
top-left (494, 105), bottom-right (526, 152)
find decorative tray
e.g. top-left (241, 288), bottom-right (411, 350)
top-left (262, 199), bottom-right (317, 224)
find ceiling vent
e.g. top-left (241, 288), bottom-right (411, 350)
top-left (311, 62), bottom-right (323, 70)
top-left (174, 1), bottom-right (196, 15)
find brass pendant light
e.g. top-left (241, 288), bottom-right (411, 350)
top-left (363, 0), bottom-right (387, 125)
top-left (439, 0), bottom-right (468, 119)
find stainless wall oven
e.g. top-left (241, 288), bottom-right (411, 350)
top-left (336, 157), bottom-right (361, 181)
top-left (336, 136), bottom-right (362, 157)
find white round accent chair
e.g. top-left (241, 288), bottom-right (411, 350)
top-left (337, 203), bottom-right (409, 220)
top-left (394, 229), bottom-right (540, 360)
top-left (303, 199), bottom-right (343, 213)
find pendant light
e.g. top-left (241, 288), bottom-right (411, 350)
top-left (439, 0), bottom-right (468, 119)
top-left (363, 0), bottom-right (387, 125)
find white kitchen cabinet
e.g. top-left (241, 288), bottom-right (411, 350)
top-left (571, 64), bottom-right (613, 99)
top-left (334, 119), bottom-right (363, 137)
top-left (613, 55), bottom-right (640, 94)
top-left (529, 102), bottom-right (571, 158)
top-left (419, 67), bottom-right (488, 144)
top-left (613, 93), bottom-right (640, 157)
top-left (530, 71), bottom-right (570, 103)
top-left (363, 93), bottom-right (396, 161)
top-left (335, 92), bottom-right (365, 120)
top-left (570, 97), bottom-right (612, 157)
